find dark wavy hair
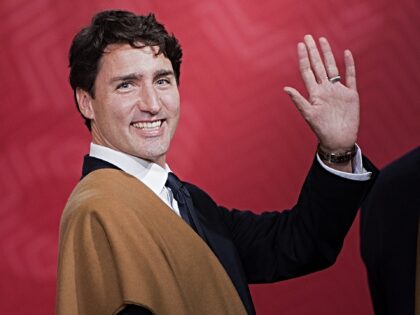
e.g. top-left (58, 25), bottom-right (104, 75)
top-left (69, 10), bottom-right (183, 130)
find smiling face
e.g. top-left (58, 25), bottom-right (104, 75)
top-left (76, 44), bottom-right (180, 167)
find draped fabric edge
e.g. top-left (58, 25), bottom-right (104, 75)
top-left (56, 169), bottom-right (247, 315)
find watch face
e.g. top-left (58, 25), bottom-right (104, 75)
top-left (317, 144), bottom-right (356, 164)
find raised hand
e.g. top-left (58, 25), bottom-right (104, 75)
top-left (284, 35), bottom-right (359, 155)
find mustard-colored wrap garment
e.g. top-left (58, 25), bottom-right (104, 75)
top-left (56, 169), bottom-right (246, 315)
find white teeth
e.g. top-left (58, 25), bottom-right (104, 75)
top-left (132, 120), bottom-right (162, 129)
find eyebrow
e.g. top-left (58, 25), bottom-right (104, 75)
top-left (110, 69), bottom-right (175, 83)
top-left (154, 69), bottom-right (175, 80)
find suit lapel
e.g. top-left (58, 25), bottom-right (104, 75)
top-left (82, 155), bottom-right (121, 178)
top-left (185, 187), bottom-right (256, 315)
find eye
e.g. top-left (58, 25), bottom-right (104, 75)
top-left (116, 81), bottom-right (133, 90)
top-left (156, 78), bottom-right (170, 86)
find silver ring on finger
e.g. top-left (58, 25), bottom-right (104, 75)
top-left (328, 75), bottom-right (341, 83)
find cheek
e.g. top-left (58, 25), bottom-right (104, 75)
top-left (161, 93), bottom-right (180, 115)
top-left (102, 98), bottom-right (136, 124)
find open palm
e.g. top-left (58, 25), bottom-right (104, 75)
top-left (285, 35), bottom-right (359, 153)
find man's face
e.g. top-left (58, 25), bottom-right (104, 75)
top-left (78, 44), bottom-right (180, 167)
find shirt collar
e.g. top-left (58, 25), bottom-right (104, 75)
top-left (89, 143), bottom-right (170, 196)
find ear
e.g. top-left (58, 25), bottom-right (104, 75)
top-left (75, 88), bottom-right (95, 120)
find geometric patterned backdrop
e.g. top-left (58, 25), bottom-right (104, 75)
top-left (1, 0), bottom-right (419, 314)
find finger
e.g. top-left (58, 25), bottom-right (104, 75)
top-left (319, 37), bottom-right (339, 78)
top-left (297, 42), bottom-right (317, 93)
top-left (284, 86), bottom-right (312, 118)
top-left (344, 50), bottom-right (357, 90)
top-left (304, 34), bottom-right (328, 83)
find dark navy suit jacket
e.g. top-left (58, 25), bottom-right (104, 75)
top-left (82, 155), bottom-right (377, 315)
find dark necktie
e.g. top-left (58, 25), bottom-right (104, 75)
top-left (165, 172), bottom-right (195, 229)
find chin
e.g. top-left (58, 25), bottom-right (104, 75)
top-left (136, 146), bottom-right (168, 162)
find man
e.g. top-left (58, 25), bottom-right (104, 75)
top-left (361, 146), bottom-right (420, 314)
top-left (56, 10), bottom-right (376, 315)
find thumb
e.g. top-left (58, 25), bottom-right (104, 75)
top-left (283, 86), bottom-right (311, 116)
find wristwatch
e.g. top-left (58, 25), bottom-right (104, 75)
top-left (317, 143), bottom-right (356, 164)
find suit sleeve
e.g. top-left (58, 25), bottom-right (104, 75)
top-left (217, 156), bottom-right (377, 283)
top-left (118, 305), bottom-right (153, 315)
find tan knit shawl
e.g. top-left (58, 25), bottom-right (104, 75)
top-left (56, 169), bottom-right (246, 315)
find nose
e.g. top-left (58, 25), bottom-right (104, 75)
top-left (137, 84), bottom-right (161, 115)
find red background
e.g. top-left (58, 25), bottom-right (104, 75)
top-left (1, 0), bottom-right (419, 314)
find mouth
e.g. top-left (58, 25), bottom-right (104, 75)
top-left (131, 119), bottom-right (164, 130)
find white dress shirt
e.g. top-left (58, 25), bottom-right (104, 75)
top-left (89, 143), bottom-right (372, 218)
top-left (90, 143), bottom-right (181, 217)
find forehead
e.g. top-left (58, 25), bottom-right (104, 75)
top-left (98, 44), bottom-right (173, 76)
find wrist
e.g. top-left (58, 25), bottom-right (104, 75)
top-left (317, 143), bottom-right (356, 164)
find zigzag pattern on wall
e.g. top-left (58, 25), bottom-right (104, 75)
top-left (0, 0), bottom-right (419, 314)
